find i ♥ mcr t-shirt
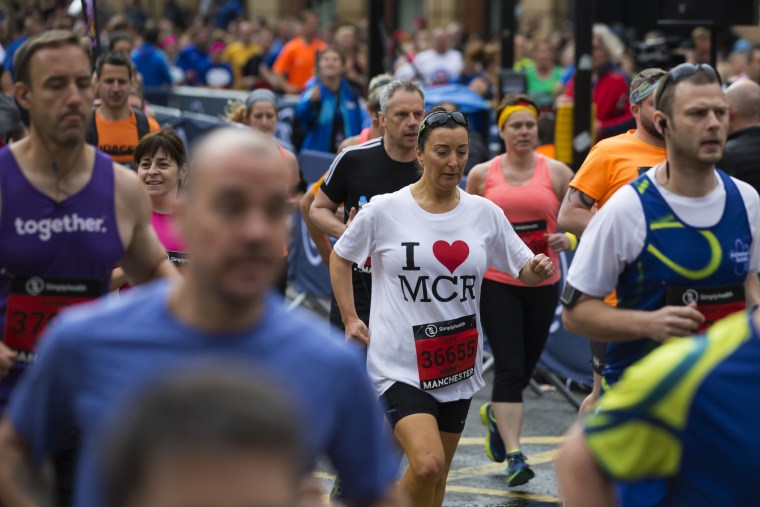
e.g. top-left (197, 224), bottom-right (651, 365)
top-left (334, 186), bottom-right (533, 403)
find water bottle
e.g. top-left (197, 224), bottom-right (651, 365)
top-left (358, 195), bottom-right (368, 210)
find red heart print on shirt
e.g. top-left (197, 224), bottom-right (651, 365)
top-left (433, 240), bottom-right (470, 274)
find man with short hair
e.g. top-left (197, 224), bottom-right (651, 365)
top-left (132, 26), bottom-right (173, 89)
top-left (748, 44), bottom-right (760, 83)
top-left (719, 78), bottom-right (760, 194)
top-left (395, 27), bottom-right (463, 86)
top-left (176, 25), bottom-right (211, 86)
top-left (558, 67), bottom-right (667, 412)
top-left (310, 80), bottom-right (425, 334)
top-left (563, 63), bottom-right (760, 395)
top-left (0, 127), bottom-right (399, 507)
top-left (272, 10), bottom-right (326, 93)
top-left (223, 20), bottom-right (261, 89)
top-left (0, 29), bottom-right (177, 505)
top-left (90, 51), bottom-right (160, 169)
top-left (102, 366), bottom-right (307, 507)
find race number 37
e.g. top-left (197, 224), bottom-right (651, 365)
top-left (3, 275), bottom-right (102, 352)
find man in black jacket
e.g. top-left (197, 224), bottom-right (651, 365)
top-left (721, 79), bottom-right (760, 194)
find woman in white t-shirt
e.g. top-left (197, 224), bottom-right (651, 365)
top-left (331, 106), bottom-right (555, 507)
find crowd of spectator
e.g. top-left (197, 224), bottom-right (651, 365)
top-left (4, 1), bottom-right (760, 151)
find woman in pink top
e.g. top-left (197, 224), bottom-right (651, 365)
top-left (111, 126), bottom-right (188, 288)
top-left (466, 94), bottom-right (574, 486)
top-left (135, 126), bottom-right (188, 268)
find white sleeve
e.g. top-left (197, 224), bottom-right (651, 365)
top-left (566, 186), bottom-right (647, 297)
top-left (485, 202), bottom-right (535, 278)
top-left (736, 180), bottom-right (760, 272)
top-left (333, 206), bottom-right (375, 267)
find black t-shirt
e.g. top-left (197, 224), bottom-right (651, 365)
top-left (322, 136), bottom-right (420, 328)
top-left (321, 137), bottom-right (420, 222)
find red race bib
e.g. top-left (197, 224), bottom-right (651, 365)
top-left (3, 275), bottom-right (102, 353)
top-left (414, 314), bottom-right (478, 390)
top-left (513, 220), bottom-right (548, 256)
top-left (666, 284), bottom-right (745, 333)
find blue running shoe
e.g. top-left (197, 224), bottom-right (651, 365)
top-left (479, 402), bottom-right (506, 462)
top-left (506, 451), bottom-right (535, 487)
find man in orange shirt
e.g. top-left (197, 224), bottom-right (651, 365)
top-left (558, 68), bottom-right (667, 413)
top-left (88, 52), bottom-right (160, 169)
top-left (272, 11), bottom-right (326, 94)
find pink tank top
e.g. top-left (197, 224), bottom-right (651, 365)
top-left (358, 127), bottom-right (372, 143)
top-left (483, 153), bottom-right (561, 286)
top-left (151, 211), bottom-right (187, 268)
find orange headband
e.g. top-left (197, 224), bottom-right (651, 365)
top-left (497, 103), bottom-right (538, 130)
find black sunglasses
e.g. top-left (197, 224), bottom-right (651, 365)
top-left (655, 63), bottom-right (722, 105)
top-left (419, 111), bottom-right (469, 134)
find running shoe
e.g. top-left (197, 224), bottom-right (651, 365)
top-left (506, 450), bottom-right (535, 487)
top-left (479, 402), bottom-right (506, 462)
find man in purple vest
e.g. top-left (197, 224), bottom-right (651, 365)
top-left (0, 30), bottom-right (177, 505)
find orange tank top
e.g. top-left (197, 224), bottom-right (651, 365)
top-left (483, 153), bottom-right (561, 286)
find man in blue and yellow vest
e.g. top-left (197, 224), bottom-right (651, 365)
top-left (558, 63), bottom-right (760, 505)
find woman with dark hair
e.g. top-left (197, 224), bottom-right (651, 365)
top-left (111, 126), bottom-right (188, 288)
top-left (331, 106), bottom-right (554, 507)
top-left (295, 46), bottom-right (368, 153)
top-left (466, 93), bottom-right (574, 486)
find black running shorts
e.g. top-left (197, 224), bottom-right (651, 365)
top-left (379, 381), bottom-right (471, 434)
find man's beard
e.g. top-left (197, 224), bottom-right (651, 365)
top-left (639, 114), bottom-right (664, 141)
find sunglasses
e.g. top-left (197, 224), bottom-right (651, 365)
top-left (655, 63), bottom-right (722, 105)
top-left (419, 111), bottom-right (469, 135)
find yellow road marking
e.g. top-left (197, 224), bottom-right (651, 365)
top-left (458, 436), bottom-right (566, 446)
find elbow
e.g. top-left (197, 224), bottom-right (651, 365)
top-left (562, 308), bottom-right (578, 334)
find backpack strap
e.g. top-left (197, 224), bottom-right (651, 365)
top-left (134, 108), bottom-right (150, 140)
top-left (85, 109), bottom-right (98, 146)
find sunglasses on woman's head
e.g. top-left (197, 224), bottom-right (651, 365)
top-left (419, 111), bottom-right (469, 134)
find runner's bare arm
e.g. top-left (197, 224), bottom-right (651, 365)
top-left (558, 187), bottom-right (597, 237)
top-left (744, 272), bottom-right (760, 308)
top-left (556, 424), bottom-right (615, 507)
top-left (547, 159), bottom-right (575, 201)
top-left (0, 418), bottom-right (55, 507)
top-left (563, 293), bottom-right (705, 343)
top-left (300, 190), bottom-right (333, 267)
top-left (464, 162), bottom-right (488, 196)
top-left (109, 267), bottom-right (128, 292)
top-left (311, 189), bottom-right (347, 238)
top-left (113, 165), bottom-right (179, 285)
top-left (284, 150), bottom-right (302, 210)
top-left (329, 250), bottom-right (369, 345)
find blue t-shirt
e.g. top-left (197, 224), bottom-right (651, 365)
top-left (9, 280), bottom-right (398, 507)
top-left (132, 43), bottom-right (173, 88)
top-left (176, 44), bottom-right (210, 85)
